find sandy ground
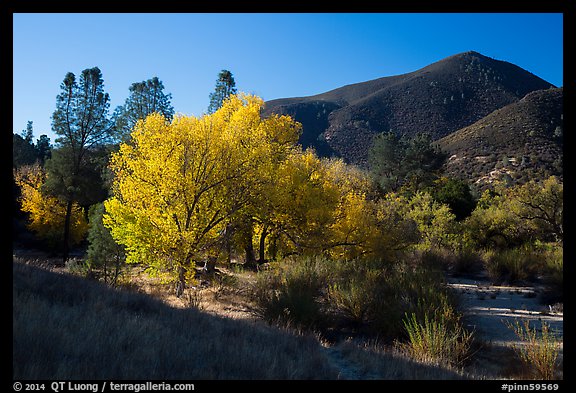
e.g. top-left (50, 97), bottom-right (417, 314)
top-left (447, 275), bottom-right (563, 346)
top-left (447, 273), bottom-right (563, 378)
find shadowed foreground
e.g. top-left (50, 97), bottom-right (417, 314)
top-left (13, 260), bottom-right (468, 380)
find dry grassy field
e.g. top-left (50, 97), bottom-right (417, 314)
top-left (13, 251), bottom-right (563, 381)
top-left (14, 255), bottom-right (482, 380)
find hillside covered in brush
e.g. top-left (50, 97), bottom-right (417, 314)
top-left (437, 87), bottom-right (563, 189)
top-left (263, 51), bottom-right (555, 165)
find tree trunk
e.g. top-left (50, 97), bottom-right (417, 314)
top-left (203, 256), bottom-right (217, 274)
top-left (270, 235), bottom-right (278, 261)
top-left (62, 198), bottom-right (73, 264)
top-left (258, 225), bottom-right (268, 263)
top-left (243, 219), bottom-right (257, 268)
top-left (245, 241), bottom-right (256, 267)
top-left (225, 224), bottom-right (232, 264)
top-left (176, 265), bottom-right (186, 297)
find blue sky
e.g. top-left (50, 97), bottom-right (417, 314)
top-left (13, 13), bottom-right (563, 142)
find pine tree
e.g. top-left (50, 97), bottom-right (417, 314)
top-left (48, 67), bottom-right (114, 261)
top-left (21, 121), bottom-right (34, 143)
top-left (113, 76), bottom-right (174, 140)
top-left (207, 70), bottom-right (237, 114)
top-left (35, 135), bottom-right (52, 165)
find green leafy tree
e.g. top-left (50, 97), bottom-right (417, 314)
top-left (509, 176), bottom-right (563, 242)
top-left (207, 70), bottom-right (237, 114)
top-left (403, 133), bottom-right (447, 191)
top-left (113, 76), bottom-right (174, 140)
top-left (464, 187), bottom-right (525, 249)
top-left (369, 132), bottom-right (445, 194)
top-left (44, 146), bottom-right (110, 210)
top-left (86, 203), bottom-right (125, 286)
top-left (47, 67), bottom-right (115, 261)
top-left (465, 177), bottom-right (563, 248)
top-left (368, 132), bottom-right (405, 192)
top-left (408, 192), bottom-right (458, 251)
top-left (428, 177), bottom-right (476, 221)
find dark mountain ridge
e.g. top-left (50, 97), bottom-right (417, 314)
top-left (263, 51), bottom-right (555, 165)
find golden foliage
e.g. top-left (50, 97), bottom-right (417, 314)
top-left (104, 94), bottom-right (302, 285)
top-left (14, 163), bottom-right (88, 247)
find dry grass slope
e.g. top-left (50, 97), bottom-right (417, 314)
top-left (13, 261), bottom-right (336, 380)
top-left (13, 259), bottom-right (476, 380)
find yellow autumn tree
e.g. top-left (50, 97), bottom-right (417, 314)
top-left (250, 151), bottom-right (380, 261)
top-left (321, 158), bottom-right (376, 259)
top-left (103, 94), bottom-right (301, 292)
top-left (267, 149), bottom-right (342, 255)
top-left (14, 163), bottom-right (88, 248)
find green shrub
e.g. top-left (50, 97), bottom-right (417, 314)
top-left (484, 245), bottom-right (542, 284)
top-left (418, 249), bottom-right (449, 270)
top-left (328, 271), bottom-right (376, 325)
top-left (418, 247), bottom-right (483, 275)
top-left (539, 242), bottom-right (563, 303)
top-left (65, 257), bottom-right (92, 277)
top-left (508, 319), bottom-right (561, 380)
top-left (327, 264), bottom-right (405, 336)
top-left (251, 256), bottom-right (329, 329)
top-left (401, 312), bottom-right (472, 367)
top-left (252, 255), bottom-right (466, 346)
top-left (328, 258), bottom-right (461, 339)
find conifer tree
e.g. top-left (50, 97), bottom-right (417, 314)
top-left (48, 67), bottom-right (114, 261)
top-left (113, 76), bottom-right (174, 139)
top-left (207, 70), bottom-right (237, 114)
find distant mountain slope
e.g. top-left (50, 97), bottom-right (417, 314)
top-left (263, 51), bottom-right (555, 165)
top-left (437, 87), bottom-right (563, 189)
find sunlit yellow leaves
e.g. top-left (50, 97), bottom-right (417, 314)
top-left (106, 92), bottom-right (462, 284)
top-left (14, 163), bottom-right (88, 248)
top-left (104, 94), bottom-right (302, 286)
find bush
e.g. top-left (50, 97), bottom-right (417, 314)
top-left (419, 247), bottom-right (483, 276)
top-left (449, 247), bottom-right (485, 276)
top-left (485, 242), bottom-right (563, 284)
top-left (65, 258), bottom-right (92, 277)
top-left (327, 261), bottom-right (405, 336)
top-left (252, 255), bottom-right (468, 349)
top-left (328, 270), bottom-right (377, 325)
top-left (484, 244), bottom-right (547, 284)
top-left (327, 258), bottom-right (461, 339)
top-left (508, 319), bottom-right (561, 379)
top-left (539, 242), bottom-right (563, 303)
top-left (401, 312), bottom-right (472, 367)
top-left (251, 256), bottom-right (330, 329)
